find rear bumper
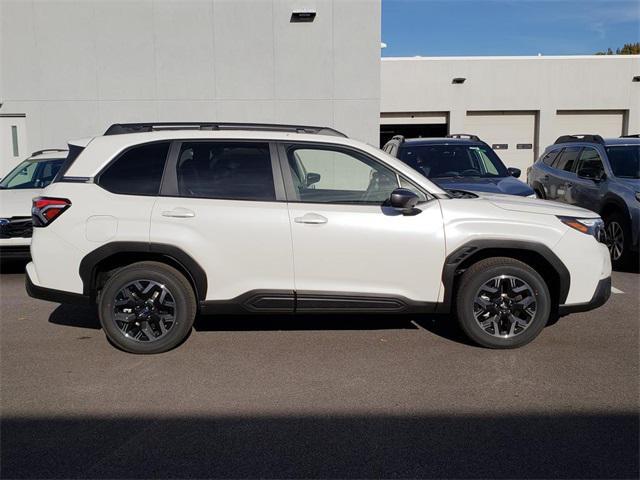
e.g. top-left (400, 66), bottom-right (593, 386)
top-left (25, 269), bottom-right (90, 305)
top-left (558, 276), bottom-right (611, 316)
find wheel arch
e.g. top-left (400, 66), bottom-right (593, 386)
top-left (79, 242), bottom-right (207, 303)
top-left (600, 195), bottom-right (630, 222)
top-left (439, 240), bottom-right (570, 313)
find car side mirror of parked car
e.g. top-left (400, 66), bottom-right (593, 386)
top-left (390, 188), bottom-right (419, 214)
top-left (305, 172), bottom-right (321, 186)
top-left (507, 167), bottom-right (521, 178)
top-left (578, 168), bottom-right (605, 182)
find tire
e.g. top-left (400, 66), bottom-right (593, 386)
top-left (98, 261), bottom-right (197, 354)
top-left (455, 257), bottom-right (551, 349)
top-left (603, 211), bottom-right (632, 269)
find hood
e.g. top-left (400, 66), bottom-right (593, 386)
top-left (432, 176), bottom-right (534, 196)
top-left (474, 192), bottom-right (599, 217)
top-left (0, 189), bottom-right (39, 218)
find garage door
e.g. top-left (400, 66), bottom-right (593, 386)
top-left (555, 110), bottom-right (625, 138)
top-left (464, 111), bottom-right (536, 172)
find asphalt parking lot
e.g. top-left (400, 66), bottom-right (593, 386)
top-left (1, 262), bottom-right (638, 479)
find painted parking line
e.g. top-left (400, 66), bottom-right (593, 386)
top-left (611, 286), bottom-right (624, 294)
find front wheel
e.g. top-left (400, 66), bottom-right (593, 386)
top-left (98, 261), bottom-right (197, 354)
top-left (455, 257), bottom-right (551, 349)
top-left (604, 212), bottom-right (632, 269)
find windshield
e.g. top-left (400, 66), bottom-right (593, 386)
top-left (398, 144), bottom-right (509, 178)
top-left (0, 158), bottom-right (65, 189)
top-left (605, 146), bottom-right (640, 179)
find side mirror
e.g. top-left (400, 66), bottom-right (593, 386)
top-left (390, 188), bottom-right (419, 214)
top-left (578, 168), bottom-right (605, 182)
top-left (507, 167), bottom-right (521, 178)
top-left (305, 172), bottom-right (321, 186)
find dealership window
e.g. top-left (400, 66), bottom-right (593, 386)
top-left (98, 142), bottom-right (170, 195)
top-left (176, 142), bottom-right (275, 201)
top-left (285, 146), bottom-right (402, 204)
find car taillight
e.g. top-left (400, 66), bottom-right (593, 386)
top-left (32, 197), bottom-right (71, 227)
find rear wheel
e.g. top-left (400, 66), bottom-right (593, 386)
top-left (455, 257), bottom-right (551, 349)
top-left (603, 211), bottom-right (632, 269)
top-left (98, 261), bottom-right (196, 354)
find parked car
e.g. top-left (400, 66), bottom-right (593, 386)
top-left (27, 122), bottom-right (610, 353)
top-left (0, 149), bottom-right (67, 259)
top-left (382, 134), bottom-right (536, 197)
top-left (527, 134), bottom-right (639, 268)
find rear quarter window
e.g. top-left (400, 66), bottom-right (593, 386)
top-left (541, 150), bottom-right (559, 166)
top-left (98, 142), bottom-right (170, 195)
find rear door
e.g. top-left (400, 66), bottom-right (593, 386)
top-left (151, 140), bottom-right (294, 303)
top-left (548, 146), bottom-right (582, 203)
top-left (279, 142), bottom-right (445, 307)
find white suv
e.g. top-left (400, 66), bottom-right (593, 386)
top-left (26, 123), bottom-right (612, 353)
top-left (0, 149), bottom-right (67, 259)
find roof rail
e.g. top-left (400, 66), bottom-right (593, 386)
top-left (446, 133), bottom-right (481, 141)
top-left (554, 134), bottom-right (604, 145)
top-left (620, 134), bottom-right (639, 138)
top-left (31, 148), bottom-right (68, 156)
top-left (104, 122), bottom-right (347, 138)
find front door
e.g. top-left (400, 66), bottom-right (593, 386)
top-left (279, 143), bottom-right (445, 308)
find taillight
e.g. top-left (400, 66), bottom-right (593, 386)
top-left (32, 197), bottom-right (71, 227)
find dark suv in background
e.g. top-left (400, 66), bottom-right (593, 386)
top-left (382, 134), bottom-right (536, 197)
top-left (527, 134), bottom-right (640, 268)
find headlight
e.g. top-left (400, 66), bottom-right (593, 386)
top-left (558, 216), bottom-right (605, 241)
top-left (635, 192), bottom-right (640, 202)
top-left (526, 193), bottom-right (537, 198)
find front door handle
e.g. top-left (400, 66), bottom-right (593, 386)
top-left (294, 213), bottom-right (328, 224)
top-left (162, 207), bottom-right (195, 218)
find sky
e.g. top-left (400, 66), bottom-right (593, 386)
top-left (381, 0), bottom-right (640, 56)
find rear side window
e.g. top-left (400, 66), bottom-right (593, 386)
top-left (98, 142), bottom-right (170, 195)
top-left (176, 142), bottom-right (275, 201)
top-left (554, 146), bottom-right (581, 172)
top-left (541, 150), bottom-right (559, 165)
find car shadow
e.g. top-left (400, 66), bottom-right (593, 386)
top-left (48, 305), bottom-right (476, 346)
top-left (0, 258), bottom-right (29, 274)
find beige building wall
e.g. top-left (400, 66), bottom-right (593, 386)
top-left (0, 0), bottom-right (381, 170)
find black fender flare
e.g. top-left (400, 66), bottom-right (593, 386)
top-left (439, 240), bottom-right (570, 312)
top-left (79, 242), bottom-right (207, 301)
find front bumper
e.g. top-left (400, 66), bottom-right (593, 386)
top-left (25, 268), bottom-right (90, 305)
top-left (558, 276), bottom-right (611, 316)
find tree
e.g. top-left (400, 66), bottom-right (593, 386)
top-left (596, 43), bottom-right (640, 55)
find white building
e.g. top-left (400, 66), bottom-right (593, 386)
top-left (0, 0), bottom-right (381, 174)
top-left (381, 55), bottom-right (640, 171)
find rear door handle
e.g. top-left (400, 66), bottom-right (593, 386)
top-left (294, 213), bottom-right (328, 224)
top-left (162, 207), bottom-right (195, 218)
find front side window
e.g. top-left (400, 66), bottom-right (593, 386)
top-left (176, 142), bottom-right (275, 201)
top-left (605, 146), bottom-right (640, 179)
top-left (0, 158), bottom-right (65, 189)
top-left (286, 146), bottom-right (400, 204)
top-left (554, 146), bottom-right (581, 173)
top-left (99, 142), bottom-right (170, 195)
top-left (398, 144), bottom-right (508, 179)
top-left (576, 148), bottom-right (605, 176)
